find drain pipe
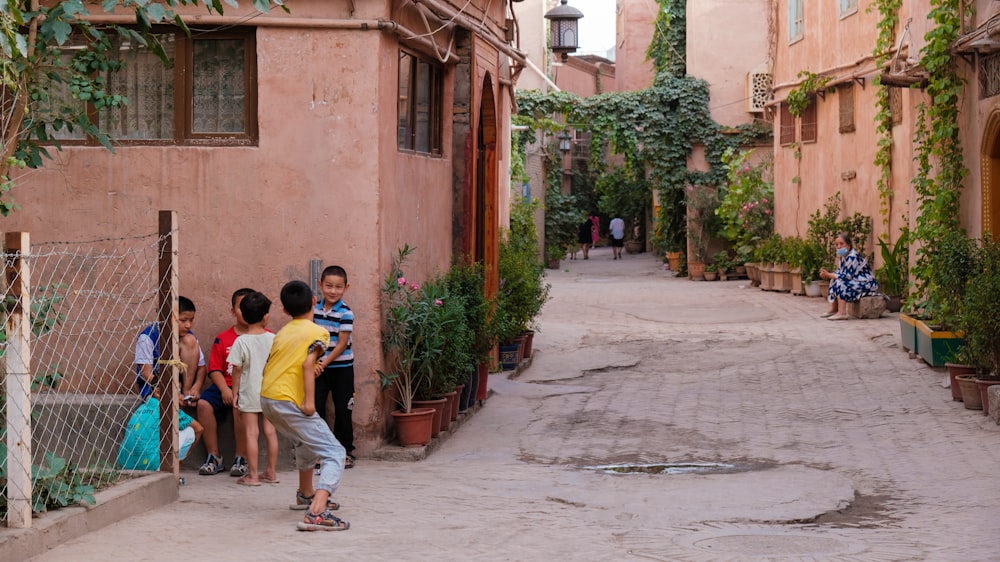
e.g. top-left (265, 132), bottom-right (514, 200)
top-left (84, 14), bottom-right (458, 63)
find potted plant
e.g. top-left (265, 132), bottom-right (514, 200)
top-left (544, 187), bottom-right (581, 269)
top-left (717, 147), bottom-right (774, 278)
top-left (378, 245), bottom-right (438, 446)
top-left (686, 183), bottom-right (720, 280)
top-left (711, 250), bottom-right (731, 281)
top-left (444, 261), bottom-right (497, 410)
top-left (876, 231), bottom-right (909, 313)
top-left (906, 230), bottom-right (974, 367)
top-left (958, 237), bottom-right (1000, 414)
top-left (703, 265), bottom-right (718, 281)
top-left (497, 197), bottom-right (551, 361)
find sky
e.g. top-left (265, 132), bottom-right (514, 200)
top-left (568, 0), bottom-right (617, 56)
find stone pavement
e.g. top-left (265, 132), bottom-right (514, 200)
top-left (16, 246), bottom-right (1000, 561)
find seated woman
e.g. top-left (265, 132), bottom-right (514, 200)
top-left (819, 232), bottom-right (878, 321)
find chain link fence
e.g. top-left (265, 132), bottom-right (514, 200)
top-left (2, 218), bottom-right (180, 528)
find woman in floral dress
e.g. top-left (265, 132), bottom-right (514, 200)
top-left (818, 233), bottom-right (878, 321)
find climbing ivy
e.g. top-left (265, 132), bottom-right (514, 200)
top-left (516, 0), bottom-right (770, 255)
top-left (784, 71), bottom-right (832, 117)
top-left (518, 73), bottom-right (769, 255)
top-left (646, 0), bottom-right (686, 77)
top-left (910, 0), bottom-right (968, 313)
top-left (870, 0), bottom-right (903, 223)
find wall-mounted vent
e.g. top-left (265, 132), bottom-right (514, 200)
top-left (747, 71), bottom-right (772, 113)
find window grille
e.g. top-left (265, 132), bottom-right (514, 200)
top-left (747, 72), bottom-right (772, 113)
top-left (838, 84), bottom-right (855, 133)
top-left (800, 96), bottom-right (817, 143)
top-left (980, 51), bottom-right (1000, 99)
top-left (779, 103), bottom-right (795, 145)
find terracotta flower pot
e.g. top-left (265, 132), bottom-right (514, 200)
top-left (976, 378), bottom-right (1000, 416)
top-left (476, 362), bottom-right (490, 401)
top-left (391, 408), bottom-right (435, 447)
top-left (436, 391), bottom-right (458, 432)
top-left (956, 375), bottom-right (983, 410)
top-left (945, 363), bottom-right (977, 402)
top-left (411, 398), bottom-right (447, 438)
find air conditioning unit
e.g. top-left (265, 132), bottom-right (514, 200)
top-left (747, 71), bottom-right (772, 114)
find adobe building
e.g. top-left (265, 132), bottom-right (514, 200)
top-left (3, 0), bottom-right (525, 453)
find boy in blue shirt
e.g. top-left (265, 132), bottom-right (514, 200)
top-left (134, 296), bottom-right (205, 403)
top-left (313, 265), bottom-right (356, 468)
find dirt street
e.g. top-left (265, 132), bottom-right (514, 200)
top-left (27, 247), bottom-right (1000, 561)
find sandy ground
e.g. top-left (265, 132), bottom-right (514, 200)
top-left (25, 247), bottom-right (1000, 561)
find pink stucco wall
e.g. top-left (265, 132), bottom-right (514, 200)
top-left (614, 0), bottom-right (656, 92)
top-left (3, 0), bottom-right (511, 453)
top-left (686, 0), bottom-right (768, 127)
top-left (771, 0), bottom-right (917, 255)
top-left (770, 0), bottom-right (1000, 255)
top-left (554, 56), bottom-right (616, 96)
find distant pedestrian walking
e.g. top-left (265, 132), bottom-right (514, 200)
top-left (609, 216), bottom-right (625, 260)
top-left (577, 218), bottom-right (592, 259)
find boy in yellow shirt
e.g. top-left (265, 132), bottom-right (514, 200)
top-left (260, 280), bottom-right (349, 531)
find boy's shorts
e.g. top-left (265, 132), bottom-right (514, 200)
top-left (199, 384), bottom-right (232, 420)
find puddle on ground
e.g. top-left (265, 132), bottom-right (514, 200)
top-left (586, 461), bottom-right (763, 475)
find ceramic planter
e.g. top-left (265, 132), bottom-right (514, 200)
top-left (956, 375), bottom-right (982, 410)
top-left (789, 267), bottom-right (804, 295)
top-left (899, 313), bottom-right (919, 354)
top-left (688, 261), bottom-right (707, 280)
top-left (804, 280), bottom-right (823, 298)
top-left (914, 319), bottom-right (964, 368)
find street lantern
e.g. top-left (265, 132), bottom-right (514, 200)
top-left (544, 0), bottom-right (584, 61)
top-left (558, 130), bottom-right (572, 154)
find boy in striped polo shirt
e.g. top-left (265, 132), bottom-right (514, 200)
top-left (312, 265), bottom-right (356, 468)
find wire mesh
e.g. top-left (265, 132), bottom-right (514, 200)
top-left (2, 232), bottom-right (175, 523)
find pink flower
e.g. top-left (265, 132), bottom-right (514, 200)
top-left (434, 299), bottom-right (443, 306)
top-left (742, 166), bottom-right (750, 172)
top-left (764, 209), bottom-right (771, 215)
top-left (397, 277), bottom-right (407, 286)
top-left (410, 283), bottom-right (420, 291)
top-left (762, 198), bottom-right (769, 204)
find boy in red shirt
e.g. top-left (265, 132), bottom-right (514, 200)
top-left (197, 288), bottom-right (254, 476)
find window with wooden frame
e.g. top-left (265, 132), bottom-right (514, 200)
top-left (839, 0), bottom-right (858, 18)
top-left (800, 96), bottom-right (818, 143)
top-left (779, 103), bottom-right (795, 146)
top-left (45, 27), bottom-right (257, 146)
top-left (397, 50), bottom-right (443, 155)
top-left (788, 0), bottom-right (804, 43)
top-left (838, 83), bottom-right (855, 133)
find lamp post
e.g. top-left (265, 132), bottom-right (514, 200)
top-left (558, 130), bottom-right (572, 195)
top-left (545, 0), bottom-right (584, 62)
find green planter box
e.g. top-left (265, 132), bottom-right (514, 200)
top-left (899, 313), bottom-right (918, 354)
top-left (914, 318), bottom-right (964, 368)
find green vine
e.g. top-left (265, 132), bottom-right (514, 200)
top-left (785, 71), bottom-right (832, 117)
top-left (870, 0), bottom-right (903, 223)
top-left (910, 0), bottom-right (968, 315)
top-left (646, 0), bottom-right (686, 77)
